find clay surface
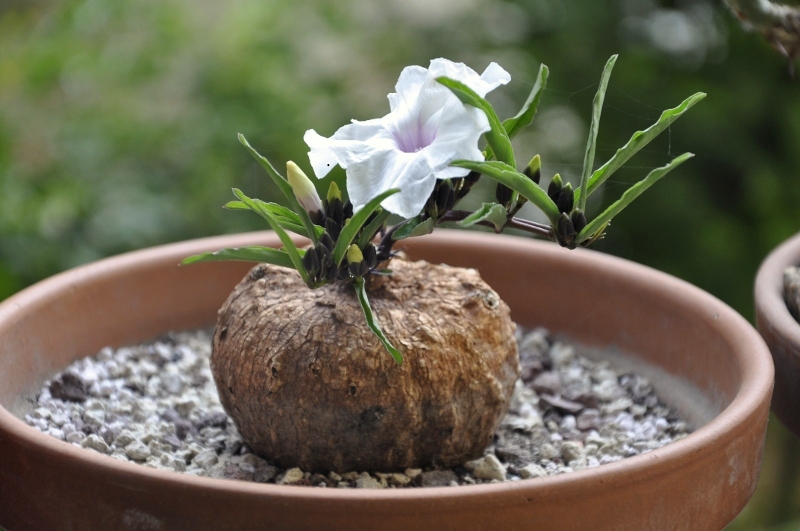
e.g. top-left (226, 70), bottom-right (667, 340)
top-left (211, 259), bottom-right (519, 471)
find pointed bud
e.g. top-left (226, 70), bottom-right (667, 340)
top-left (362, 244), bottom-right (378, 269)
top-left (522, 155), bottom-right (541, 185)
top-left (495, 183), bottom-right (513, 206)
top-left (347, 244), bottom-right (364, 277)
top-left (346, 244), bottom-right (363, 265)
top-left (547, 174), bottom-right (563, 202)
top-left (343, 200), bottom-right (353, 220)
top-left (315, 241), bottom-right (331, 267)
top-left (556, 213), bottom-right (577, 248)
top-left (325, 218), bottom-right (341, 240)
top-left (287, 161), bottom-right (323, 215)
top-left (436, 181), bottom-right (452, 212)
top-left (327, 181), bottom-right (342, 203)
top-left (302, 247), bottom-right (321, 279)
top-left (556, 183), bottom-right (574, 214)
top-left (319, 232), bottom-right (334, 251)
top-left (570, 209), bottom-right (587, 234)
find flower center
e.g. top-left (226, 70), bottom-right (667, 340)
top-left (393, 119), bottom-right (437, 154)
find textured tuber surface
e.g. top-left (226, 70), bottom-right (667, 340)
top-left (211, 259), bottom-right (519, 472)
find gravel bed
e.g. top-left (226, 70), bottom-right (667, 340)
top-left (23, 327), bottom-right (691, 488)
top-left (785, 266), bottom-right (800, 321)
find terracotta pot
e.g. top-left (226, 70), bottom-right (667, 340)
top-left (755, 231), bottom-right (800, 437)
top-left (0, 231), bottom-right (773, 530)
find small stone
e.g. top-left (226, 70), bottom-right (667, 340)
top-left (125, 440), bottom-right (151, 461)
top-left (33, 407), bottom-right (52, 420)
top-left (66, 431), bottom-right (85, 444)
top-left (519, 464), bottom-right (547, 479)
top-left (404, 468), bottom-right (422, 479)
top-left (577, 409), bottom-right (601, 431)
top-left (539, 394), bottom-right (583, 414)
top-left (192, 449), bottom-right (219, 470)
top-left (561, 441), bottom-right (585, 463)
top-left (340, 471), bottom-right (359, 481)
top-left (549, 343), bottom-right (575, 366)
top-left (82, 409), bottom-right (106, 430)
top-left (602, 397), bottom-right (634, 416)
top-left (419, 470), bottom-right (458, 487)
top-left (194, 411), bottom-right (228, 430)
top-left (539, 443), bottom-right (559, 460)
top-left (114, 430), bottom-right (138, 448)
top-left (81, 434), bottom-right (110, 454)
top-left (161, 373), bottom-right (185, 395)
top-left (254, 465), bottom-right (278, 483)
top-left (390, 473), bottom-right (412, 487)
top-left (355, 475), bottom-right (384, 489)
top-left (224, 464), bottom-right (254, 481)
top-left (531, 372), bottom-right (561, 395)
top-left (279, 468), bottom-right (305, 485)
top-left (328, 471), bottom-right (342, 482)
top-left (470, 455), bottom-right (506, 481)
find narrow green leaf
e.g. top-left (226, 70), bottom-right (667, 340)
top-left (436, 77), bottom-right (515, 168)
top-left (181, 246), bottom-right (299, 269)
top-left (332, 188), bottom-right (400, 266)
top-left (357, 209), bottom-right (391, 248)
top-left (578, 55), bottom-right (617, 212)
top-left (456, 203), bottom-right (508, 232)
top-left (502, 64), bottom-right (549, 139)
top-left (226, 199), bottom-right (323, 239)
top-left (577, 153), bottom-right (694, 244)
top-left (451, 160), bottom-right (559, 224)
top-left (409, 217), bottom-right (436, 237)
top-left (354, 277), bottom-right (403, 364)
top-left (238, 133), bottom-right (319, 245)
top-left (232, 188), bottom-right (310, 285)
top-left (574, 92), bottom-right (706, 204)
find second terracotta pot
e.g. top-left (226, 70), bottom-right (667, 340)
top-left (756, 231), bottom-right (800, 437)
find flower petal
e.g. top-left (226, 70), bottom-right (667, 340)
top-left (304, 118), bottom-right (388, 179)
top-left (428, 58), bottom-right (510, 97)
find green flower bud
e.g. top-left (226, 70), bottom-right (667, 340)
top-left (547, 173), bottom-right (563, 202)
top-left (346, 243), bottom-right (363, 265)
top-left (327, 181), bottom-right (342, 203)
top-left (286, 161), bottom-right (323, 215)
top-left (522, 155), bottom-right (541, 185)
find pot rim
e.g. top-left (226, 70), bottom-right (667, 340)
top-left (0, 230), bottom-right (774, 504)
top-left (755, 231), bottom-right (800, 351)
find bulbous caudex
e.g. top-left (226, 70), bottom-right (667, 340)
top-left (211, 259), bottom-right (519, 472)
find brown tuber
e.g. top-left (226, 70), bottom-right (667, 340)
top-left (211, 259), bottom-right (519, 472)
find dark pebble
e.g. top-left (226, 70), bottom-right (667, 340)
top-left (531, 372), bottom-right (561, 396)
top-left (49, 373), bottom-right (88, 403)
top-left (254, 465), bottom-right (278, 483)
top-left (224, 464), bottom-right (254, 482)
top-left (539, 394), bottom-right (584, 414)
top-left (161, 434), bottom-right (182, 450)
top-left (194, 411), bottom-right (228, 430)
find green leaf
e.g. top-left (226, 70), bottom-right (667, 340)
top-left (578, 55), bottom-right (617, 212)
top-left (225, 200), bottom-right (323, 239)
top-left (238, 134), bottom-right (319, 245)
top-left (391, 216), bottom-right (422, 241)
top-left (356, 208), bottom-right (391, 248)
top-left (502, 63), bottom-right (549, 139)
top-left (354, 277), bottom-right (403, 365)
top-left (181, 246), bottom-right (299, 269)
top-left (332, 188), bottom-right (400, 266)
top-left (451, 160), bottom-right (559, 224)
top-left (232, 188), bottom-right (310, 285)
top-left (574, 92), bottom-right (706, 205)
top-left (577, 153), bottom-right (694, 244)
top-left (456, 203), bottom-right (508, 232)
top-left (436, 77), bottom-right (515, 168)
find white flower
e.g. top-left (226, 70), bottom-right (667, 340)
top-left (286, 161), bottom-right (322, 214)
top-left (304, 58), bottom-right (510, 219)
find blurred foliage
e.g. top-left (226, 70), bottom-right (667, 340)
top-left (2, 0), bottom-right (800, 526)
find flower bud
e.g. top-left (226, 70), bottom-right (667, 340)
top-left (325, 218), bottom-right (341, 240)
top-left (522, 155), bottom-right (541, 185)
top-left (495, 183), bottom-right (513, 206)
top-left (287, 161), bottom-right (323, 215)
top-left (556, 213), bottom-right (577, 248)
top-left (362, 243), bottom-right (378, 269)
top-left (570, 209), bottom-right (587, 234)
top-left (302, 247), bottom-right (321, 278)
top-left (347, 244), bottom-right (365, 277)
top-left (556, 183), bottom-right (574, 214)
top-left (327, 181), bottom-right (342, 203)
top-left (319, 232), bottom-right (334, 251)
top-left (547, 173), bottom-right (563, 202)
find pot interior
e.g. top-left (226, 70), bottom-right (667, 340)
top-left (1, 231), bottom-right (742, 431)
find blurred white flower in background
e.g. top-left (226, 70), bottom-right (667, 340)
top-left (304, 58), bottom-right (510, 218)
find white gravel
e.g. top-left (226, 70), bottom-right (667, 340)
top-left (22, 327), bottom-right (691, 488)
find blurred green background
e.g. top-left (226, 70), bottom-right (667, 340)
top-left (1, 0), bottom-right (799, 527)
